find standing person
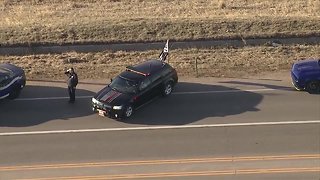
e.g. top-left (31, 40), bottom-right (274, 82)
top-left (65, 67), bottom-right (78, 103)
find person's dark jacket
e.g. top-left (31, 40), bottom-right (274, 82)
top-left (67, 73), bottom-right (78, 87)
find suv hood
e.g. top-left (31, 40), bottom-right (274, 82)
top-left (94, 86), bottom-right (131, 106)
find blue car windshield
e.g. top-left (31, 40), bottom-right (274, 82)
top-left (109, 76), bottom-right (138, 94)
top-left (0, 75), bottom-right (10, 87)
top-left (0, 67), bottom-right (13, 77)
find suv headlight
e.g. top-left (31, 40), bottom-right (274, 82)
top-left (113, 105), bottom-right (122, 110)
top-left (92, 97), bottom-right (99, 104)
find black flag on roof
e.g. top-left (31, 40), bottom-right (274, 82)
top-left (159, 40), bottom-right (169, 62)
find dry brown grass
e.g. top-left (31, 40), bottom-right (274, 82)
top-left (1, 45), bottom-right (319, 80)
top-left (1, 0), bottom-right (319, 80)
top-left (217, 0), bottom-right (227, 9)
top-left (1, 0), bottom-right (319, 45)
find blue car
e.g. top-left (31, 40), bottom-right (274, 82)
top-left (291, 58), bottom-right (320, 93)
top-left (0, 63), bottom-right (26, 99)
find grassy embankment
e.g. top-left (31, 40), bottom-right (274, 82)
top-left (1, 0), bottom-right (319, 45)
top-left (0, 0), bottom-right (320, 79)
top-left (1, 45), bottom-right (320, 80)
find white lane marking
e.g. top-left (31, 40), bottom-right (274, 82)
top-left (1, 120), bottom-right (319, 136)
top-left (15, 88), bottom-right (282, 101)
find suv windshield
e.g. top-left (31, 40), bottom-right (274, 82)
top-left (109, 76), bottom-right (138, 94)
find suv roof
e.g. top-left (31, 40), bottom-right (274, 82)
top-left (120, 59), bottom-right (166, 82)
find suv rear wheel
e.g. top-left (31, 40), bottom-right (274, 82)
top-left (306, 81), bottom-right (319, 94)
top-left (162, 82), bottom-right (173, 96)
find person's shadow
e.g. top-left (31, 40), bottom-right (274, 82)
top-left (124, 82), bottom-right (263, 125)
top-left (0, 85), bottom-right (95, 127)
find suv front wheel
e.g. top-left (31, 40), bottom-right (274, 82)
top-left (306, 81), bottom-right (320, 94)
top-left (123, 105), bottom-right (134, 119)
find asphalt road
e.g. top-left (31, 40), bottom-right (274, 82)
top-left (0, 76), bottom-right (319, 179)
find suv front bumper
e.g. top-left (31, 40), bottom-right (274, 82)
top-left (92, 98), bottom-right (124, 118)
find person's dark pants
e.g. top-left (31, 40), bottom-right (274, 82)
top-left (68, 86), bottom-right (76, 103)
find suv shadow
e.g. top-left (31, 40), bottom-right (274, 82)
top-left (122, 82), bottom-right (264, 125)
top-left (219, 81), bottom-right (295, 91)
top-left (0, 85), bottom-right (95, 127)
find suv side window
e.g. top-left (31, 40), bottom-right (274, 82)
top-left (139, 78), bottom-right (151, 91)
top-left (160, 65), bottom-right (172, 77)
top-left (150, 69), bottom-right (162, 83)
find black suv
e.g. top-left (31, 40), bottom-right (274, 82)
top-left (92, 40), bottom-right (178, 119)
